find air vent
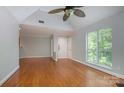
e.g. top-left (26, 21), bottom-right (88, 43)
top-left (38, 20), bottom-right (44, 24)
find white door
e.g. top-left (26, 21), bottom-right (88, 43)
top-left (58, 37), bottom-right (67, 58)
top-left (67, 37), bottom-right (72, 58)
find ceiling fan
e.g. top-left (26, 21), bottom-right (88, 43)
top-left (48, 6), bottom-right (85, 21)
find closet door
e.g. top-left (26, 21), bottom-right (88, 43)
top-left (58, 37), bottom-right (67, 58)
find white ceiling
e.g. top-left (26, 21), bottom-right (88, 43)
top-left (6, 6), bottom-right (65, 22)
top-left (68, 6), bottom-right (124, 30)
top-left (39, 6), bottom-right (65, 13)
top-left (7, 6), bottom-right (40, 22)
top-left (6, 6), bottom-right (124, 37)
top-left (22, 10), bottom-right (73, 31)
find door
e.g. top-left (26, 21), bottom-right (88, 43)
top-left (67, 37), bottom-right (72, 58)
top-left (58, 37), bottom-right (67, 58)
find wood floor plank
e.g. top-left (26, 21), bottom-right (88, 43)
top-left (1, 57), bottom-right (124, 87)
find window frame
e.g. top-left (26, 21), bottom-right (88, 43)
top-left (86, 28), bottom-right (112, 69)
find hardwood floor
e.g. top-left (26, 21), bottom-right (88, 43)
top-left (1, 57), bottom-right (124, 87)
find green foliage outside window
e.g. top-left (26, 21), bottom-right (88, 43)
top-left (88, 31), bottom-right (97, 62)
top-left (87, 28), bottom-right (112, 67)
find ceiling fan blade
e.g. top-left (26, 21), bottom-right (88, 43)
top-left (65, 6), bottom-right (83, 9)
top-left (73, 9), bottom-right (85, 17)
top-left (48, 8), bottom-right (65, 14)
top-left (73, 6), bottom-right (84, 8)
top-left (63, 13), bottom-right (70, 21)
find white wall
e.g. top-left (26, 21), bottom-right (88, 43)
top-left (20, 36), bottom-right (51, 58)
top-left (72, 12), bottom-right (124, 76)
top-left (0, 7), bottom-right (19, 85)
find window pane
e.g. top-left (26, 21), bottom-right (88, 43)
top-left (87, 31), bottom-right (97, 63)
top-left (98, 28), bottom-right (112, 67)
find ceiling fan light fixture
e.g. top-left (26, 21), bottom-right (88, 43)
top-left (65, 9), bottom-right (74, 16)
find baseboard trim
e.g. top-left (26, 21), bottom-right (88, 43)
top-left (19, 56), bottom-right (51, 59)
top-left (51, 57), bottom-right (57, 62)
top-left (70, 58), bottom-right (124, 79)
top-left (58, 57), bottom-right (69, 59)
top-left (0, 65), bottom-right (19, 86)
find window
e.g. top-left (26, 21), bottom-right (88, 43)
top-left (87, 31), bottom-right (97, 63)
top-left (86, 28), bottom-right (112, 68)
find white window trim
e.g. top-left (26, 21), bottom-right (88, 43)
top-left (86, 29), bottom-right (112, 69)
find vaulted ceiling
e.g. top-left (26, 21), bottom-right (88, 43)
top-left (68, 6), bottom-right (124, 30)
top-left (6, 6), bottom-right (124, 37)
